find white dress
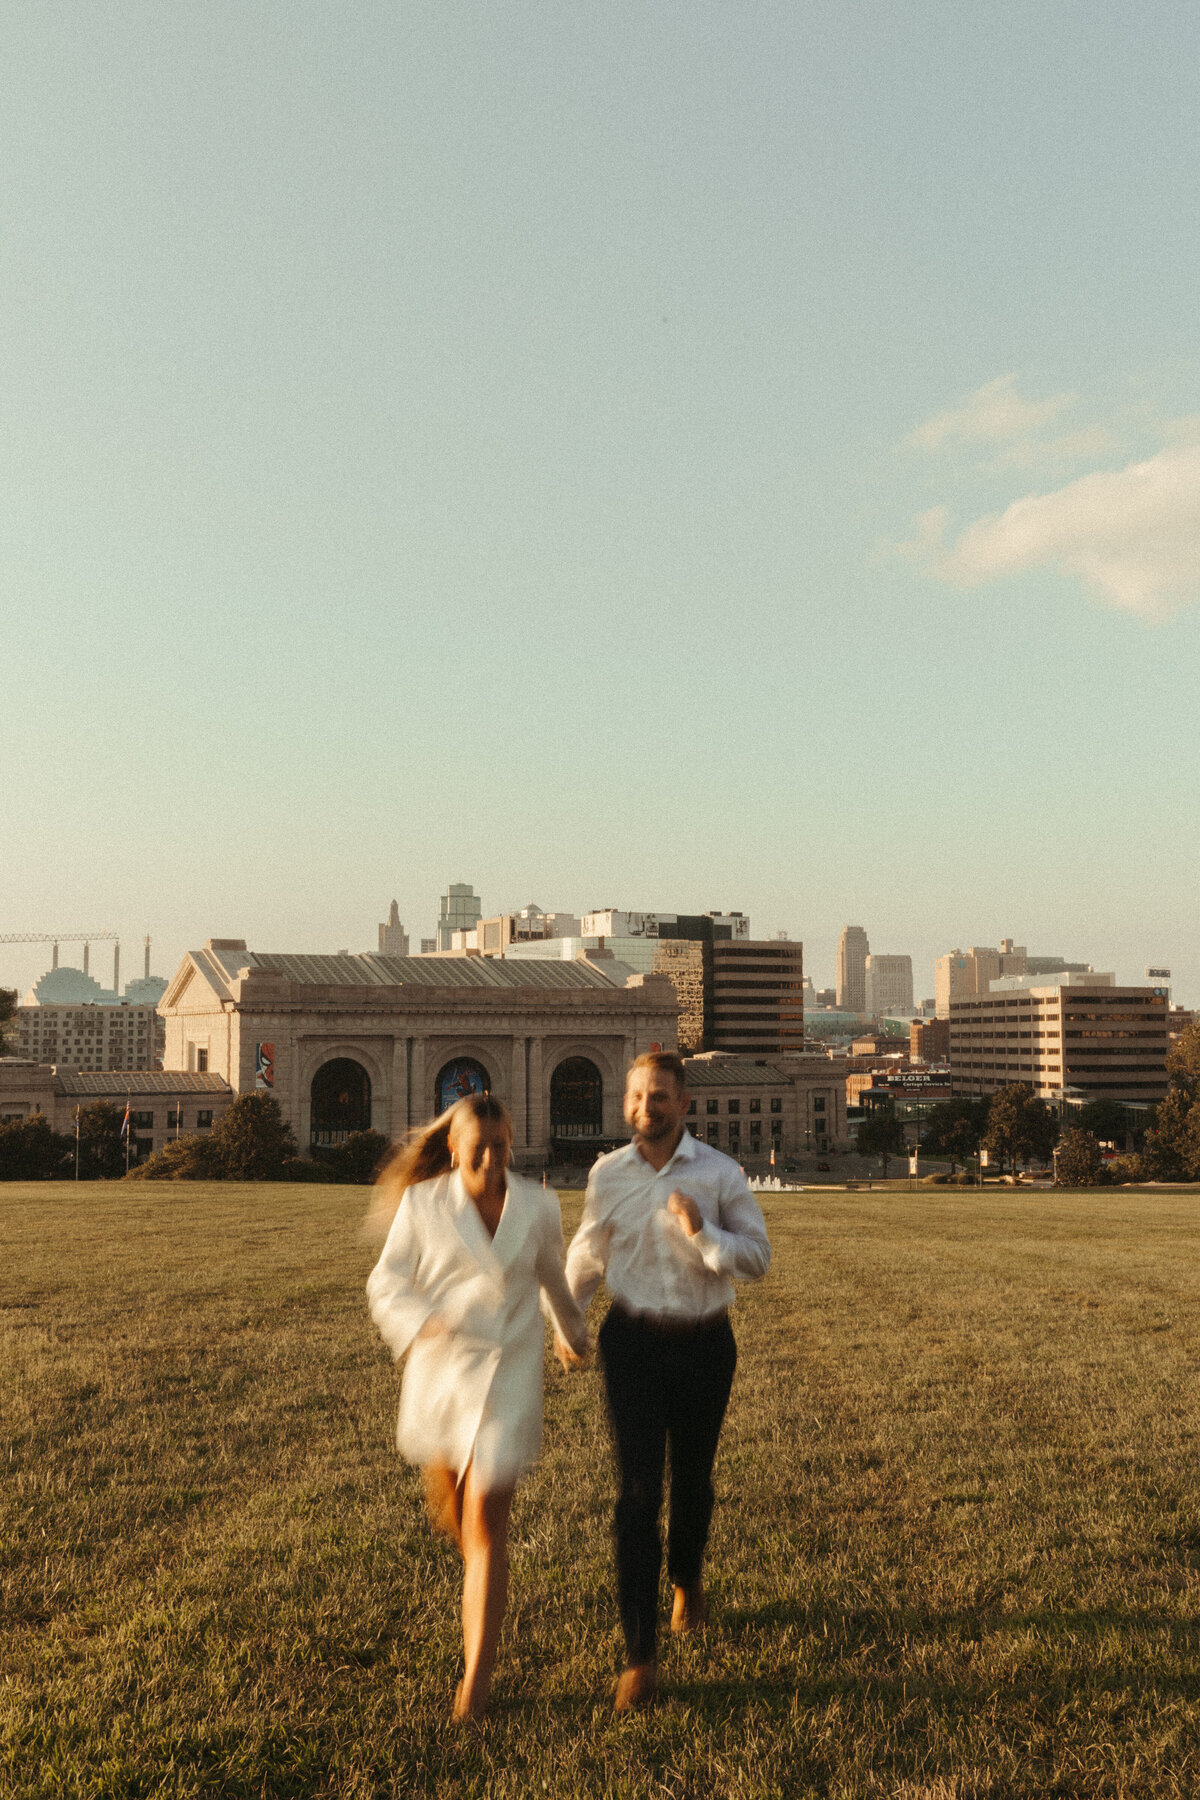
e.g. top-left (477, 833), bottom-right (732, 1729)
top-left (366, 1170), bottom-right (590, 1488)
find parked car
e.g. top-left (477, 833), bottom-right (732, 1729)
top-left (816, 1161), bottom-right (831, 1172)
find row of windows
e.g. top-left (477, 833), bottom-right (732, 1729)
top-left (687, 1096), bottom-right (786, 1115)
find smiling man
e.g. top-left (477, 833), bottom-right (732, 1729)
top-left (561, 1050), bottom-right (771, 1711)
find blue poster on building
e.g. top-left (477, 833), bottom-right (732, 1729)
top-left (437, 1058), bottom-right (487, 1114)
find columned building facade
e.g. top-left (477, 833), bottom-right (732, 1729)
top-left (158, 941), bottom-right (678, 1167)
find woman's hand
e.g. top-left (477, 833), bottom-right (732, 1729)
top-left (554, 1332), bottom-right (593, 1370)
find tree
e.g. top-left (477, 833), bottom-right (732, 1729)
top-left (1077, 1099), bottom-right (1129, 1148)
top-left (318, 1129), bottom-right (392, 1185)
top-left (1055, 1127), bottom-right (1104, 1187)
top-left (0, 1115), bottom-right (72, 1180)
top-left (207, 1092), bottom-right (297, 1180)
top-left (920, 1098), bottom-right (988, 1171)
top-left (76, 1102), bottom-right (128, 1179)
top-left (126, 1133), bottom-right (221, 1181)
top-left (0, 988), bottom-right (16, 1058)
top-left (856, 1107), bottom-right (906, 1176)
top-left (984, 1084), bottom-right (1058, 1174)
top-left (1144, 1021), bottom-right (1200, 1180)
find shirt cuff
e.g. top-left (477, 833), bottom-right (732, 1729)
top-left (692, 1223), bottom-right (726, 1273)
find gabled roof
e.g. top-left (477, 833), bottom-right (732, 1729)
top-left (179, 943), bottom-right (620, 1005)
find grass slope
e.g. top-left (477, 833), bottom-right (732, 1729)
top-left (4, 1182), bottom-right (1200, 1798)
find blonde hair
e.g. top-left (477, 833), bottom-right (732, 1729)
top-left (364, 1092), bottom-right (513, 1241)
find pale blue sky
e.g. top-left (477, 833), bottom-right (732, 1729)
top-left (3, 2), bottom-right (1198, 1004)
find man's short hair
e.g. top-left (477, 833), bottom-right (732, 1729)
top-left (626, 1050), bottom-right (687, 1090)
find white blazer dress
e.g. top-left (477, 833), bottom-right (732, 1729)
top-left (366, 1170), bottom-right (590, 1488)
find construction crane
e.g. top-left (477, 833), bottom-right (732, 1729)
top-left (0, 930), bottom-right (148, 991)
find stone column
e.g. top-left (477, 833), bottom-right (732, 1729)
top-left (527, 1037), bottom-right (544, 1154)
top-left (509, 1036), bottom-right (527, 1150)
top-left (390, 1037), bottom-right (409, 1139)
top-left (411, 1037), bottom-right (427, 1123)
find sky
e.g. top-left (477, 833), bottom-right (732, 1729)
top-left (2, 1), bottom-right (1198, 1007)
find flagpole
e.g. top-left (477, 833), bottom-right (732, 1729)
top-left (124, 1094), bottom-right (131, 1175)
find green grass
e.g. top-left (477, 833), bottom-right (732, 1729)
top-left (5, 1182), bottom-right (1200, 1798)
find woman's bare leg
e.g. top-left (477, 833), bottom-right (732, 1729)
top-left (454, 1467), bottom-right (514, 1720)
top-left (423, 1463), bottom-right (465, 1549)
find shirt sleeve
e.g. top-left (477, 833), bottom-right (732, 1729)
top-left (693, 1165), bottom-right (772, 1282)
top-left (365, 1194), bottom-right (436, 1359)
top-left (536, 1193), bottom-right (591, 1353)
top-left (564, 1168), bottom-right (615, 1312)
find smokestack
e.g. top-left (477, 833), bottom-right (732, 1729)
top-left (144, 933), bottom-right (151, 978)
top-left (113, 941), bottom-right (120, 994)
top-left (83, 941), bottom-right (89, 976)
top-left (52, 940), bottom-right (59, 969)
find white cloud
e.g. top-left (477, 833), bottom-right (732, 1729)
top-left (907, 374), bottom-right (1074, 451)
top-left (913, 444), bottom-right (1200, 620)
top-left (906, 374), bottom-right (1118, 476)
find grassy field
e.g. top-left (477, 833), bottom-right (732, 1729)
top-left (5, 1183), bottom-right (1200, 1799)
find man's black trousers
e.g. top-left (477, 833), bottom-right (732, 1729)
top-left (598, 1303), bottom-right (738, 1665)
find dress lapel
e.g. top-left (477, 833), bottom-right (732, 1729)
top-left (445, 1170), bottom-right (505, 1282)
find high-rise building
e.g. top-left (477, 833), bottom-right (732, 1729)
top-left (935, 938), bottom-right (1039, 1017)
top-left (949, 979), bottom-right (1168, 1105)
top-left (836, 926), bottom-right (869, 1012)
top-left (378, 900), bottom-right (409, 957)
top-left (436, 883), bottom-right (482, 952)
top-left (709, 939), bottom-right (805, 1056)
top-left (864, 954), bottom-right (914, 1017)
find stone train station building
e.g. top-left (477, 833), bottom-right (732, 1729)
top-left (158, 940), bottom-right (678, 1167)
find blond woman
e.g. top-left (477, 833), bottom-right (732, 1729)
top-left (367, 1094), bottom-right (590, 1721)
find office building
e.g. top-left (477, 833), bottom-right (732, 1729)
top-left (836, 926), bottom-right (869, 1012)
top-left (377, 901), bottom-right (410, 957)
top-left (683, 1051), bottom-right (845, 1158)
top-left (910, 1017), bottom-right (951, 1064)
top-left (709, 939), bottom-right (805, 1055)
top-left (581, 909), bottom-right (750, 943)
top-left (949, 980), bottom-right (1169, 1105)
top-left (0, 1065), bottom-right (233, 1162)
top-left (436, 883), bottom-right (482, 952)
top-left (864, 954), bottom-right (914, 1017)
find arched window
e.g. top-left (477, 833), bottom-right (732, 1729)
top-left (434, 1057), bottom-right (491, 1116)
top-left (310, 1058), bottom-right (372, 1145)
top-left (550, 1057), bottom-right (603, 1139)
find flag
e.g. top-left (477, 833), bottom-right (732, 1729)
top-left (770, 1145), bottom-right (775, 1168)
top-left (120, 1102), bottom-right (130, 1139)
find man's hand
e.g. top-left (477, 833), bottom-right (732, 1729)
top-left (666, 1190), bottom-right (703, 1237)
top-left (554, 1332), bottom-right (593, 1370)
top-left (416, 1314), bottom-right (448, 1341)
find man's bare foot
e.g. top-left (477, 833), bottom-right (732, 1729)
top-left (670, 1582), bottom-right (707, 1634)
top-left (614, 1660), bottom-right (658, 1712)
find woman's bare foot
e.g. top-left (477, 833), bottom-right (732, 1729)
top-left (452, 1677), bottom-right (487, 1723)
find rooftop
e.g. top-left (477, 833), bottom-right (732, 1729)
top-left (188, 941), bottom-right (622, 998)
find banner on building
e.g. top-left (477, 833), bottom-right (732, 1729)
top-left (255, 1043), bottom-right (275, 1089)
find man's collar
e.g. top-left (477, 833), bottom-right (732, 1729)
top-left (631, 1125), bottom-right (695, 1172)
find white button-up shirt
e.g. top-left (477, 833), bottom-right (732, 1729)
top-left (565, 1129), bottom-right (771, 1324)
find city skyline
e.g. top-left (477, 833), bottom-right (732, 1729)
top-left (2, 6), bottom-right (1197, 1008)
top-left (0, 892), bottom-right (1188, 1015)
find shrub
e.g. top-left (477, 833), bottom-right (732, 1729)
top-left (0, 1115), bottom-right (72, 1180)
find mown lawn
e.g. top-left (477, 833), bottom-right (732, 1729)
top-left (4, 1181), bottom-right (1200, 1798)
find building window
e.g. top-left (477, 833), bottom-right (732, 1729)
top-left (167, 1109), bottom-right (182, 1129)
top-left (750, 1120), bottom-right (762, 1142)
top-left (813, 1096), bottom-right (826, 1113)
top-left (197, 1111), bottom-right (213, 1128)
top-left (706, 1099), bottom-right (718, 1115)
top-left (771, 1118), bottom-right (782, 1138)
top-left (707, 1122), bottom-right (719, 1144)
top-left (770, 1098), bottom-right (782, 1114)
top-left (687, 1100), bottom-right (696, 1115)
top-left (196, 1048), bottom-right (208, 1072)
top-left (749, 1098), bottom-right (761, 1113)
top-left (131, 1112), bottom-right (154, 1130)
top-left (727, 1099), bottom-right (740, 1115)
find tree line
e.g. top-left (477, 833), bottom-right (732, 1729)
top-left (0, 1092), bottom-right (391, 1185)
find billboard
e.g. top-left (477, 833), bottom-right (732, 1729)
top-left (255, 1042), bottom-right (275, 1089)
